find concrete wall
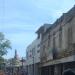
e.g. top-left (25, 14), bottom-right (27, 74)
top-left (26, 37), bottom-right (41, 75)
top-left (26, 38), bottom-right (40, 65)
top-left (40, 6), bottom-right (75, 64)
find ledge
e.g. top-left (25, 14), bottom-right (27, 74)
top-left (41, 55), bottom-right (75, 67)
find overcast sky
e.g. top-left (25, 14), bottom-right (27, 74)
top-left (0, 0), bottom-right (75, 59)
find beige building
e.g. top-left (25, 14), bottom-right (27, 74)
top-left (36, 6), bottom-right (75, 75)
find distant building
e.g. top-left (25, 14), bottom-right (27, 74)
top-left (26, 37), bottom-right (41, 75)
top-left (5, 50), bottom-right (22, 75)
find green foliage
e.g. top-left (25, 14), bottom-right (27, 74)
top-left (0, 32), bottom-right (11, 69)
top-left (0, 57), bottom-right (4, 64)
top-left (0, 32), bottom-right (11, 59)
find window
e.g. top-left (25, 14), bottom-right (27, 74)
top-left (42, 45), bottom-right (46, 57)
top-left (53, 33), bottom-right (56, 48)
top-left (32, 48), bottom-right (35, 56)
top-left (59, 26), bottom-right (62, 48)
top-left (52, 33), bottom-right (57, 59)
top-left (37, 50), bottom-right (40, 53)
top-left (48, 34), bottom-right (50, 47)
top-left (67, 26), bottom-right (73, 49)
top-left (37, 44), bottom-right (40, 48)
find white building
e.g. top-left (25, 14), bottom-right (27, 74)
top-left (26, 37), bottom-right (41, 75)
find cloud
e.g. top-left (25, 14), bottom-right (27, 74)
top-left (0, 0), bottom-right (75, 58)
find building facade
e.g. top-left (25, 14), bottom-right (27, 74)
top-left (36, 6), bottom-right (75, 75)
top-left (26, 37), bottom-right (41, 75)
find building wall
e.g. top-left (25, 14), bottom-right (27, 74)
top-left (26, 6), bottom-right (75, 75)
top-left (40, 6), bottom-right (75, 65)
top-left (26, 45), bottom-right (33, 65)
top-left (26, 38), bottom-right (41, 65)
top-left (26, 37), bottom-right (41, 75)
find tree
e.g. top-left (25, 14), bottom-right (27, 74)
top-left (0, 32), bottom-right (11, 64)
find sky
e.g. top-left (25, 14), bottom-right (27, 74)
top-left (0, 0), bottom-right (75, 59)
